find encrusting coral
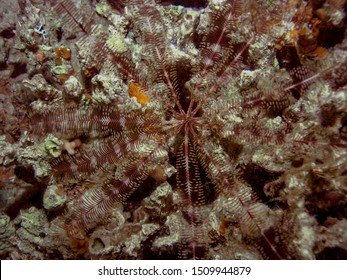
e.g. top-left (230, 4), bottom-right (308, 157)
top-left (0, 0), bottom-right (346, 259)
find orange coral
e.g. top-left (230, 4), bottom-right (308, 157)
top-left (276, 2), bottom-right (327, 59)
top-left (69, 235), bottom-right (89, 256)
top-left (55, 46), bottom-right (71, 66)
top-left (59, 70), bottom-right (76, 83)
top-left (128, 82), bottom-right (150, 105)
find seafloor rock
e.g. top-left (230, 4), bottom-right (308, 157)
top-left (0, 0), bottom-right (346, 260)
